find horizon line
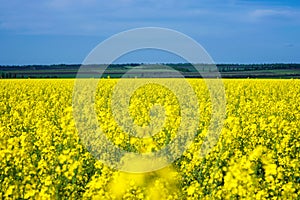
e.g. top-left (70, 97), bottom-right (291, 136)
top-left (1, 62), bottom-right (300, 67)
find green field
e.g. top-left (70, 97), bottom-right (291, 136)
top-left (0, 63), bottom-right (299, 79)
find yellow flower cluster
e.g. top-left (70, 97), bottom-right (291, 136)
top-left (0, 79), bottom-right (299, 199)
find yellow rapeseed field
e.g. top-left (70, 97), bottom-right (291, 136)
top-left (0, 79), bottom-right (299, 199)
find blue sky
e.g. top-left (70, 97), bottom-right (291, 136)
top-left (0, 0), bottom-right (299, 65)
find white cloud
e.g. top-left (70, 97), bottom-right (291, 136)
top-left (248, 9), bottom-right (295, 20)
top-left (253, 9), bottom-right (289, 17)
top-left (0, 0), bottom-right (299, 36)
